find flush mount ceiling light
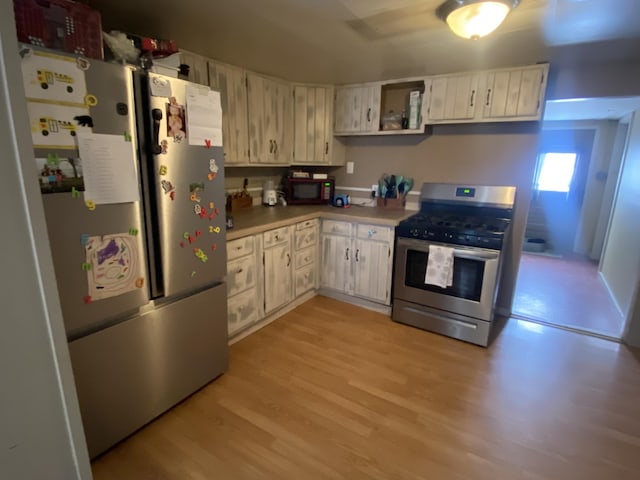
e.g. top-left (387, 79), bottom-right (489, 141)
top-left (436, 0), bottom-right (520, 40)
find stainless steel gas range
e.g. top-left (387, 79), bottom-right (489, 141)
top-left (392, 183), bottom-right (516, 347)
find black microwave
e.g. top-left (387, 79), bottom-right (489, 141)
top-left (285, 177), bottom-right (335, 205)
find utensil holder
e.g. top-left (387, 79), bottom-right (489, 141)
top-left (377, 197), bottom-right (405, 210)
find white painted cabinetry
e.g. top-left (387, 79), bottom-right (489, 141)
top-left (293, 85), bottom-right (334, 164)
top-left (263, 226), bottom-right (293, 314)
top-left (178, 50), bottom-right (209, 85)
top-left (293, 219), bottom-right (319, 297)
top-left (320, 220), bottom-right (394, 305)
top-left (208, 60), bottom-right (250, 165)
top-left (247, 73), bottom-right (292, 164)
top-left (334, 84), bottom-right (381, 134)
top-left (353, 224), bottom-right (393, 304)
top-left (481, 64), bottom-right (549, 121)
top-left (427, 73), bottom-right (480, 123)
top-left (320, 220), bottom-right (353, 294)
top-left (226, 235), bottom-right (262, 336)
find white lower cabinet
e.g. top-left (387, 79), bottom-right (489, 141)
top-left (226, 235), bottom-right (262, 336)
top-left (320, 220), bottom-right (394, 305)
top-left (263, 226), bottom-right (293, 314)
top-left (294, 220), bottom-right (319, 297)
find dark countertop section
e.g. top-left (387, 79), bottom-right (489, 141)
top-left (226, 204), bottom-right (414, 240)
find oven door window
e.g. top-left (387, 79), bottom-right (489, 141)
top-left (405, 249), bottom-right (484, 301)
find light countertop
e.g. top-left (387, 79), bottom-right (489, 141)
top-left (226, 205), bottom-right (414, 240)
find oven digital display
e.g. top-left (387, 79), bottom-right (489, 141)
top-left (456, 187), bottom-right (476, 198)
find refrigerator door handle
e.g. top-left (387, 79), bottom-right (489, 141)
top-left (152, 108), bottom-right (163, 154)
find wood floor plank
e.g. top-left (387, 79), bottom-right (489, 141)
top-left (92, 295), bottom-right (640, 480)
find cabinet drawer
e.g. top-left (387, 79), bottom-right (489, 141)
top-left (295, 245), bottom-right (316, 269)
top-left (295, 264), bottom-right (316, 297)
top-left (263, 226), bottom-right (290, 248)
top-left (228, 288), bottom-right (260, 336)
top-left (295, 225), bottom-right (318, 250)
top-left (322, 220), bottom-right (352, 236)
top-left (296, 219), bottom-right (318, 231)
top-left (227, 236), bottom-right (255, 261)
top-left (356, 224), bottom-right (393, 242)
top-left (227, 255), bottom-right (257, 297)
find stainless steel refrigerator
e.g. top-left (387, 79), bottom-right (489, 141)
top-left (20, 46), bottom-right (228, 458)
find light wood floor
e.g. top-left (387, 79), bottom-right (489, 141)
top-left (92, 296), bottom-right (640, 480)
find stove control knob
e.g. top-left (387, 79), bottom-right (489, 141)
top-left (410, 228), bottom-right (420, 237)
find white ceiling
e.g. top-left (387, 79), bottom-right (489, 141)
top-left (91, 0), bottom-right (640, 84)
top-left (89, 0), bottom-right (640, 121)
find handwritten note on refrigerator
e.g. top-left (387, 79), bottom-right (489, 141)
top-left (185, 84), bottom-right (223, 147)
top-left (77, 133), bottom-right (140, 204)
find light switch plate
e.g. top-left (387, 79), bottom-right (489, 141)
top-left (346, 161), bottom-right (354, 174)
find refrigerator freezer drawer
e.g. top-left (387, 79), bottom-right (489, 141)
top-left (68, 283), bottom-right (228, 458)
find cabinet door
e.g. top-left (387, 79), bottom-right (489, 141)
top-left (295, 264), bottom-right (316, 298)
top-left (228, 287), bottom-right (260, 336)
top-left (320, 234), bottom-right (352, 294)
top-left (208, 61), bottom-right (249, 164)
top-left (248, 74), bottom-right (291, 164)
top-left (335, 86), bottom-right (360, 133)
top-left (179, 50), bottom-right (209, 86)
top-left (293, 86), bottom-right (333, 164)
top-left (428, 73), bottom-right (479, 122)
top-left (264, 243), bottom-right (292, 314)
top-left (354, 239), bottom-right (392, 304)
top-left (270, 77), bottom-right (292, 164)
top-left (482, 65), bottom-right (547, 120)
top-left (247, 74), bottom-right (269, 163)
top-left (361, 85), bottom-right (381, 132)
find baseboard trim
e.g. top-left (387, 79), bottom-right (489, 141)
top-left (510, 313), bottom-right (622, 343)
top-left (318, 288), bottom-right (391, 315)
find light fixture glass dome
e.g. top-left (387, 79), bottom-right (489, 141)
top-left (437, 0), bottom-right (519, 40)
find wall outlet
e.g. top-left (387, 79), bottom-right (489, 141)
top-left (371, 184), bottom-right (378, 198)
top-left (346, 161), bottom-right (354, 174)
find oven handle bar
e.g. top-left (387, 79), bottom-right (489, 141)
top-left (404, 307), bottom-right (478, 330)
top-left (453, 251), bottom-right (499, 261)
top-left (397, 238), bottom-right (499, 262)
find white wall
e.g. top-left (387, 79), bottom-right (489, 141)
top-left (602, 109), bottom-right (640, 320)
top-left (0, 4), bottom-right (92, 479)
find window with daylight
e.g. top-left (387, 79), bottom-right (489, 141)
top-left (535, 152), bottom-right (578, 193)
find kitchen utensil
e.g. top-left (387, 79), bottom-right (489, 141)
top-left (386, 175), bottom-right (396, 198)
top-left (403, 177), bottom-right (414, 198)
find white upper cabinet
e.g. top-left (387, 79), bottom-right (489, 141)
top-left (481, 64), bottom-right (549, 121)
top-left (208, 61), bottom-right (250, 165)
top-left (178, 50), bottom-right (209, 86)
top-left (427, 73), bottom-right (480, 123)
top-left (247, 73), bottom-right (292, 164)
top-left (334, 84), bottom-right (381, 134)
top-left (293, 85), bottom-right (334, 164)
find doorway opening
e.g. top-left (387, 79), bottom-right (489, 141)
top-left (512, 99), bottom-right (638, 339)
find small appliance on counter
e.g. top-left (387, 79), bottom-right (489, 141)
top-left (333, 194), bottom-right (350, 208)
top-left (285, 176), bottom-right (334, 205)
top-left (262, 180), bottom-right (277, 206)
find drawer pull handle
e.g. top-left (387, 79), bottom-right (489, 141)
top-left (355, 249), bottom-right (359, 262)
top-left (286, 253), bottom-right (291, 267)
top-left (236, 246), bottom-right (243, 250)
top-left (345, 247), bottom-right (349, 260)
top-left (237, 268), bottom-right (243, 274)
